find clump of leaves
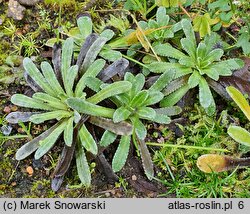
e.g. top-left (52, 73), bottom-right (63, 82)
top-left (6, 35), bottom-right (132, 190)
top-left (197, 86), bottom-right (250, 173)
top-left (147, 19), bottom-right (244, 115)
top-left (207, 0), bottom-right (236, 30)
top-left (124, 0), bottom-right (156, 20)
top-left (95, 14), bottom-right (130, 35)
top-left (109, 7), bottom-right (180, 52)
top-left (193, 13), bottom-right (219, 38)
top-left (46, 16), bottom-right (122, 62)
top-left (67, 69), bottom-right (181, 179)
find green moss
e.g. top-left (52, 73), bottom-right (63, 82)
top-left (0, 40), bottom-right (11, 65)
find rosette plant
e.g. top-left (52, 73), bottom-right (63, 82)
top-left (147, 19), bottom-right (244, 115)
top-left (67, 70), bottom-right (181, 179)
top-left (6, 34), bottom-right (133, 190)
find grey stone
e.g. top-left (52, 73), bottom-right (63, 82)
top-left (0, 125), bottom-right (12, 136)
top-left (17, 0), bottom-right (40, 6)
top-left (7, 0), bottom-right (26, 21)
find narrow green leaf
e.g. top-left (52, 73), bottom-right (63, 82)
top-left (87, 81), bottom-right (132, 104)
top-left (124, 72), bottom-right (135, 82)
top-left (85, 77), bottom-right (103, 92)
top-left (30, 110), bottom-right (72, 124)
top-left (11, 94), bottom-right (56, 111)
top-left (188, 70), bottom-right (201, 88)
top-left (64, 65), bottom-right (78, 97)
top-left (162, 76), bottom-right (189, 96)
top-left (112, 135), bottom-right (130, 172)
top-left (100, 29), bottom-right (115, 41)
top-left (99, 130), bottom-right (117, 147)
top-left (154, 43), bottom-right (186, 59)
top-left (66, 98), bottom-right (115, 118)
top-left (228, 126), bottom-right (250, 147)
top-left (181, 19), bottom-right (196, 53)
top-left (130, 90), bottom-right (148, 108)
top-left (226, 86), bottom-right (250, 121)
top-left (77, 16), bottom-right (92, 39)
top-left (32, 92), bottom-right (68, 110)
top-left (113, 106), bottom-right (131, 123)
top-left (202, 68), bottom-right (219, 81)
top-left (40, 61), bottom-right (66, 97)
top-left (99, 49), bottom-right (122, 62)
top-left (155, 106), bottom-right (182, 116)
top-left (61, 38), bottom-right (74, 91)
top-left (149, 69), bottom-right (175, 92)
top-left (73, 110), bottom-right (81, 123)
top-left (75, 59), bottom-right (106, 97)
top-left (196, 43), bottom-right (208, 59)
top-left (179, 56), bottom-right (195, 67)
top-left (147, 62), bottom-right (170, 73)
top-left (15, 122), bottom-right (63, 160)
top-left (181, 38), bottom-right (196, 59)
top-left (199, 77), bottom-right (213, 108)
top-left (35, 120), bottom-right (67, 159)
top-left (78, 125), bottom-right (97, 155)
top-left (160, 84), bottom-right (189, 107)
top-left (63, 116), bottom-right (74, 146)
top-left (215, 58), bottom-right (244, 70)
top-left (148, 62), bottom-right (192, 76)
top-left (143, 91), bottom-right (164, 106)
top-left (23, 58), bottom-right (56, 96)
top-left (130, 73), bottom-right (145, 98)
top-left (81, 37), bottom-right (108, 74)
top-left (113, 93), bottom-right (130, 106)
top-left (133, 118), bottom-right (147, 140)
top-left (152, 113), bottom-right (171, 124)
top-left (137, 107), bottom-right (156, 121)
top-left (76, 141), bottom-right (91, 187)
top-left (206, 48), bottom-right (224, 62)
top-left (209, 63), bottom-right (232, 76)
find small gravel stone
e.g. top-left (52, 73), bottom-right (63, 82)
top-left (17, 0), bottom-right (40, 6)
top-left (7, 0), bottom-right (26, 21)
top-left (131, 175), bottom-right (137, 181)
top-left (3, 106), bottom-right (11, 113)
top-left (0, 125), bottom-right (12, 136)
